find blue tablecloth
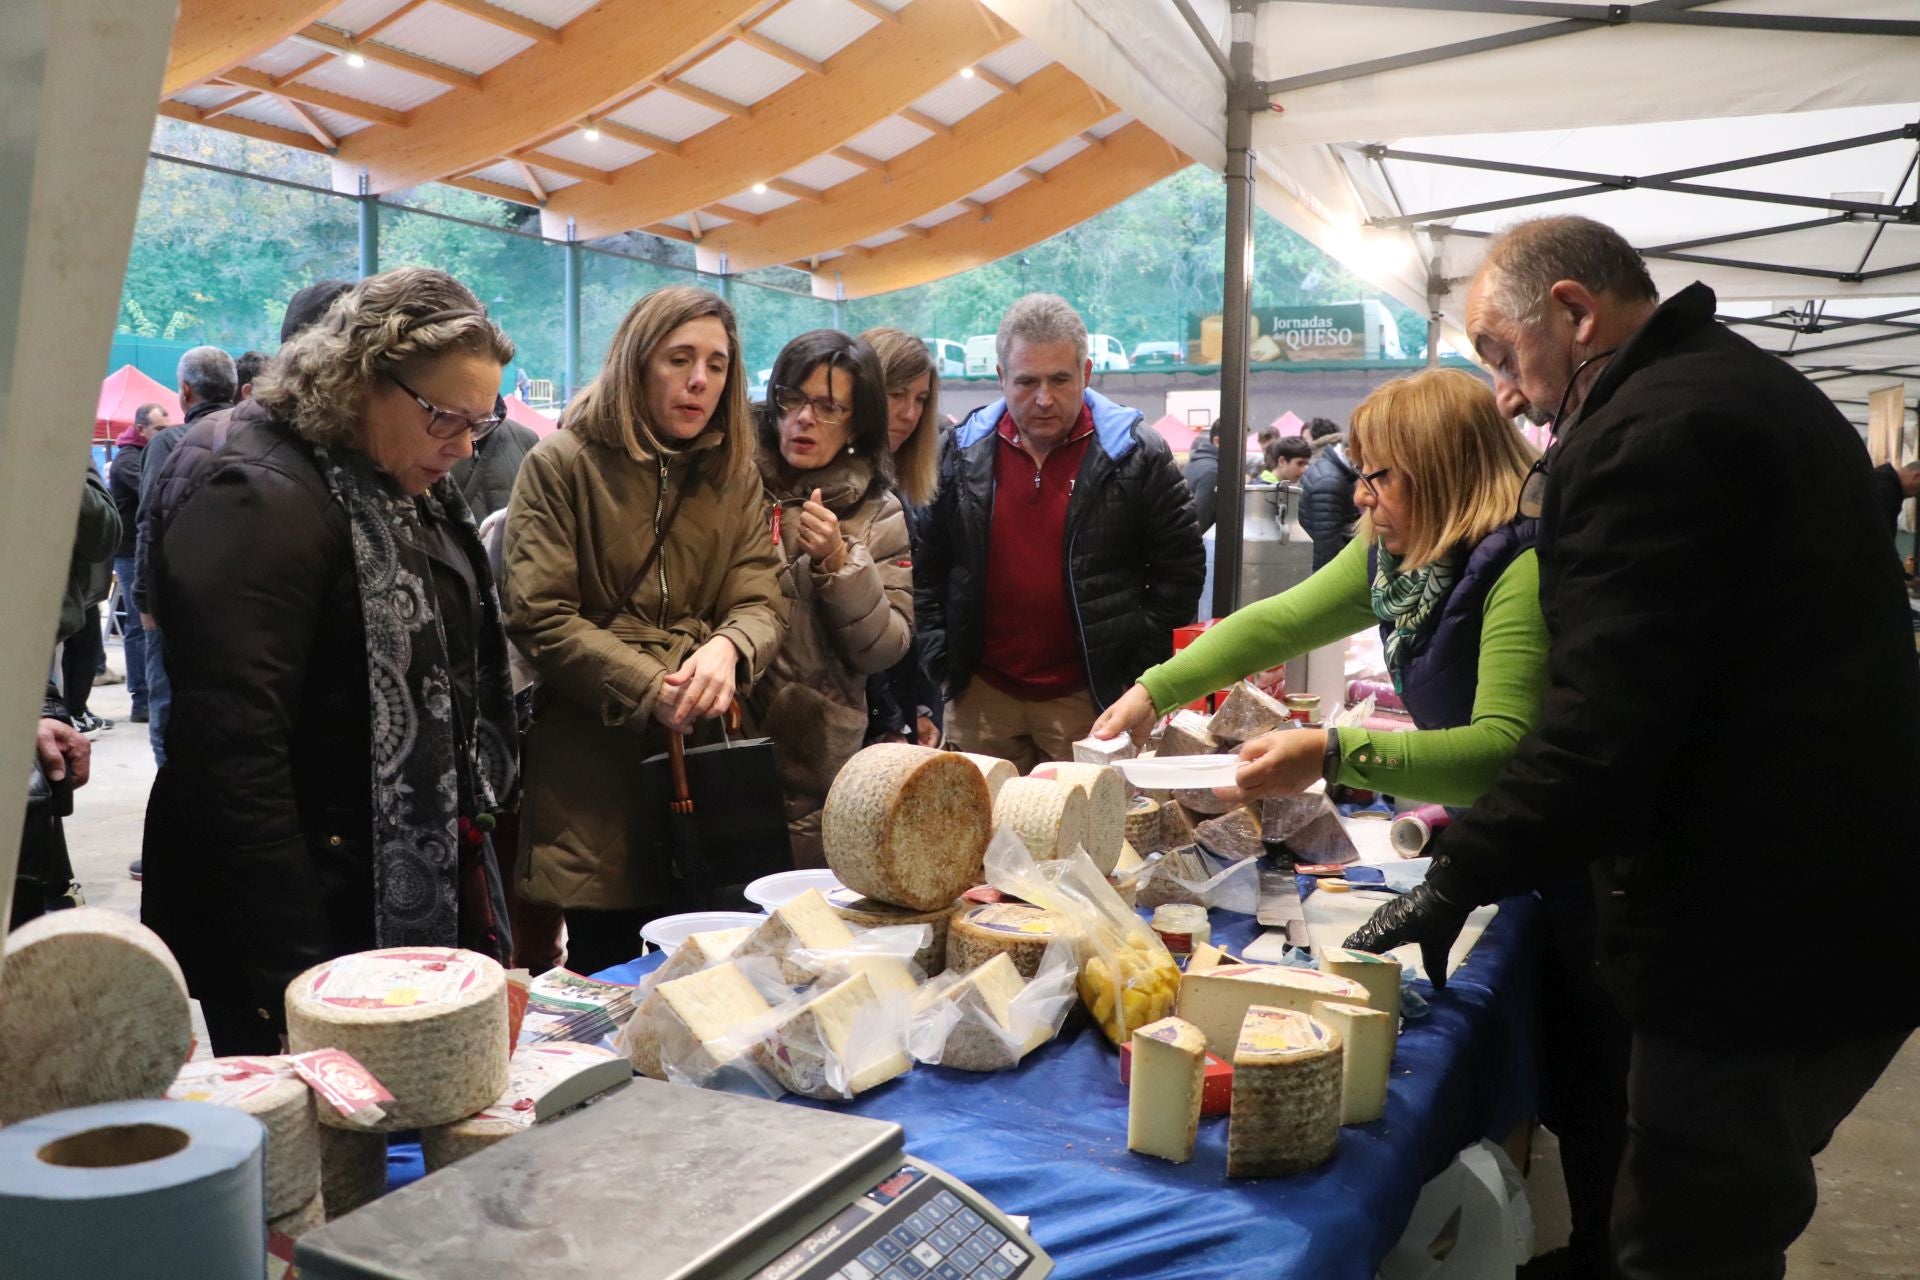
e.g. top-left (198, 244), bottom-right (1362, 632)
top-left (390, 895), bottom-right (1539, 1280)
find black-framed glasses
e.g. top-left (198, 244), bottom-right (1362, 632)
top-left (771, 384), bottom-right (851, 425)
top-left (1513, 346), bottom-right (1617, 520)
top-left (388, 372), bottom-right (503, 442)
top-left (1358, 466), bottom-right (1392, 502)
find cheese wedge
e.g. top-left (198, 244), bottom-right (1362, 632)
top-left (625, 962), bottom-right (772, 1081)
top-left (1127, 1016), bottom-right (1207, 1163)
top-left (752, 973), bottom-right (911, 1099)
top-left (1177, 963), bottom-right (1369, 1057)
top-left (918, 953), bottom-right (1046, 1071)
top-left (1227, 1006), bottom-right (1343, 1177)
top-left (1311, 999), bottom-right (1392, 1125)
top-left (1319, 946), bottom-right (1403, 1028)
top-left (649, 927), bottom-right (753, 988)
top-left (735, 888), bottom-right (858, 984)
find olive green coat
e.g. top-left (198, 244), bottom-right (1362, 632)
top-left (504, 430), bottom-right (786, 909)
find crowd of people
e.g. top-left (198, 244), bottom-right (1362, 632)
top-left (19, 213), bottom-right (1919, 1280)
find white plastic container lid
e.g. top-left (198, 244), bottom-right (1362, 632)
top-left (639, 911), bottom-right (765, 955)
top-left (742, 868), bottom-right (845, 914)
top-left (1110, 754), bottom-right (1245, 789)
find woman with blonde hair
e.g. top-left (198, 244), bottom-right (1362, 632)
top-left (861, 326), bottom-right (943, 746)
top-left (505, 285), bottom-right (785, 974)
top-left (143, 266), bottom-right (519, 1054)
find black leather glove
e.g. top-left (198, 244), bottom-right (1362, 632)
top-left (1343, 880), bottom-right (1471, 991)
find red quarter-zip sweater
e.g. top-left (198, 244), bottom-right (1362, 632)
top-left (976, 404), bottom-right (1096, 700)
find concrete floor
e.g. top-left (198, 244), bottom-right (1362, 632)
top-left (55, 641), bottom-right (1920, 1277)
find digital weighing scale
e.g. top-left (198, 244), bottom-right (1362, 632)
top-left (295, 1078), bottom-right (1052, 1280)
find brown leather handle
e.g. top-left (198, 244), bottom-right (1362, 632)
top-left (666, 702), bottom-right (742, 811)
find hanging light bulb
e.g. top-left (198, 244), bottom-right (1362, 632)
top-left (345, 51), bottom-right (367, 68)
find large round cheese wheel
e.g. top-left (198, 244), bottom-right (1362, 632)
top-left (823, 744), bottom-right (992, 912)
top-left (956, 752), bottom-right (1017, 802)
top-left (268, 1190), bottom-right (327, 1241)
top-left (1125, 796), bottom-right (1163, 852)
top-left (1032, 762), bottom-right (1126, 874)
top-left (421, 1115), bottom-right (516, 1171)
top-left (946, 903), bottom-right (1062, 979)
top-left (285, 947), bottom-right (509, 1132)
top-left (319, 1125), bottom-right (388, 1219)
top-left (826, 888), bottom-right (951, 977)
top-left (168, 1057), bottom-right (320, 1217)
top-left (992, 777), bottom-right (1089, 864)
top-left (0, 907), bottom-right (191, 1125)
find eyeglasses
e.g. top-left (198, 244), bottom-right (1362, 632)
top-left (388, 373), bottom-right (503, 442)
top-left (1512, 346), bottom-right (1618, 521)
top-left (1358, 466), bottom-right (1392, 502)
top-left (771, 384), bottom-right (852, 425)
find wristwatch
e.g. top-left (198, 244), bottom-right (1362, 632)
top-left (1321, 729), bottom-right (1344, 789)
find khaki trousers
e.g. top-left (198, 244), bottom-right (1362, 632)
top-left (945, 679), bottom-right (1096, 775)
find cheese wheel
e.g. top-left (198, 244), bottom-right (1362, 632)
top-left (992, 777), bottom-right (1089, 863)
top-left (1177, 963), bottom-right (1371, 1057)
top-left (945, 903), bottom-right (1062, 978)
top-left (823, 744), bottom-right (993, 912)
top-left (0, 907), bottom-right (191, 1125)
top-left (421, 1115), bottom-right (515, 1170)
top-left (268, 1190), bottom-right (327, 1241)
top-left (1160, 800), bottom-right (1199, 850)
top-left (826, 888), bottom-right (951, 977)
top-left (167, 1057), bottom-right (320, 1217)
top-left (421, 1041), bottom-right (627, 1170)
top-left (1124, 796), bottom-right (1163, 852)
top-left (1032, 762), bottom-right (1127, 874)
top-left (1228, 1007), bottom-right (1343, 1177)
top-left (319, 1125), bottom-right (387, 1219)
top-left (285, 947), bottom-right (510, 1131)
top-left (956, 751), bottom-right (1018, 801)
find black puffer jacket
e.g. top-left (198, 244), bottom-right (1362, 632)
top-left (134, 398), bottom-right (232, 613)
top-left (914, 389), bottom-right (1205, 710)
top-left (451, 418), bottom-right (540, 521)
top-left (1299, 440), bottom-right (1360, 571)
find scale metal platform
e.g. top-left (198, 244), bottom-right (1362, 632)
top-left (295, 1078), bottom-right (1052, 1280)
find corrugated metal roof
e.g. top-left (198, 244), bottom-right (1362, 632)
top-left (677, 40), bottom-right (803, 109)
top-left (521, 163), bottom-right (582, 192)
top-left (856, 228), bottom-right (909, 249)
top-left (663, 211), bottom-right (738, 232)
top-left (979, 40), bottom-right (1052, 86)
top-left (537, 131), bottom-right (649, 170)
top-left (750, 0), bottom-right (879, 65)
top-left (242, 39), bottom-right (328, 79)
top-left (967, 171), bottom-right (1030, 205)
top-left (609, 91), bottom-right (728, 144)
top-left (225, 95), bottom-right (375, 140)
top-left (910, 73), bottom-right (1000, 127)
top-left (326, 0), bottom-right (415, 36)
top-left (1027, 136), bottom-right (1090, 173)
top-left (296, 57), bottom-right (452, 112)
top-left (781, 153), bottom-right (867, 191)
top-left (378, 4), bottom-right (533, 75)
top-left (841, 116), bottom-right (933, 162)
top-left (486, 0), bottom-right (599, 28)
top-left (1087, 113), bottom-right (1133, 139)
top-left (720, 186), bottom-right (802, 216)
top-left (175, 85), bottom-right (249, 110)
top-left (913, 203), bottom-right (970, 229)
top-left (469, 161), bottom-right (535, 189)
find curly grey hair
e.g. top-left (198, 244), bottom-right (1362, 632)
top-left (252, 267), bottom-right (515, 446)
top-left (1480, 216), bottom-right (1658, 332)
top-left (996, 293), bottom-right (1087, 370)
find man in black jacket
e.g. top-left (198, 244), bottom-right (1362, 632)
top-left (1298, 417), bottom-right (1359, 570)
top-left (1350, 216), bottom-right (1919, 1280)
top-left (915, 294), bottom-right (1204, 772)
top-left (107, 402), bottom-right (167, 725)
top-left (1185, 419), bottom-right (1223, 533)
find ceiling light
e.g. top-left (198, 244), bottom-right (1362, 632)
top-left (345, 51), bottom-right (367, 68)
top-left (752, 182), bottom-right (768, 195)
top-left (582, 126), bottom-right (601, 142)
top-left (960, 66), bottom-right (975, 79)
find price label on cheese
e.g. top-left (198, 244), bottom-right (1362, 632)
top-left (307, 950), bottom-right (481, 1009)
top-left (167, 1056), bottom-right (289, 1107)
top-left (1238, 1006), bottom-right (1330, 1058)
top-left (963, 904), bottom-right (1056, 936)
top-left (473, 1044), bottom-right (614, 1128)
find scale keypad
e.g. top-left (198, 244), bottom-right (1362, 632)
top-left (819, 1173), bottom-right (1030, 1280)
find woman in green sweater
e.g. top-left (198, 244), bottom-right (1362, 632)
top-left (1091, 366), bottom-right (1543, 806)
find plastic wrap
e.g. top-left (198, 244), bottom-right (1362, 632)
top-left (983, 831), bottom-right (1181, 1046)
top-left (909, 938), bottom-right (1078, 1071)
top-left (1136, 847), bottom-right (1260, 914)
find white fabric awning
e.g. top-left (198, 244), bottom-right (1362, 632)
top-left (989, 0), bottom-right (1920, 428)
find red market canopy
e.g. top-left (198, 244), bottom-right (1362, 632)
top-left (96, 365), bottom-right (180, 442)
top-left (502, 393), bottom-right (557, 438)
top-left (1148, 413), bottom-right (1200, 455)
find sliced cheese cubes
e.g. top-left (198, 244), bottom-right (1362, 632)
top-left (1176, 963), bottom-right (1369, 1057)
top-left (752, 972), bottom-right (911, 1099)
top-left (626, 962), bottom-right (772, 1082)
top-left (1228, 1006), bottom-right (1343, 1178)
top-left (1127, 1016), bottom-right (1208, 1163)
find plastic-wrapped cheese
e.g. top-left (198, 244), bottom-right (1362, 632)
top-left (750, 972), bottom-right (911, 1099)
top-left (946, 903), bottom-right (1062, 978)
top-left (1176, 963), bottom-right (1370, 1056)
top-left (992, 777), bottom-right (1089, 863)
top-left (625, 962), bottom-right (772, 1081)
top-left (1031, 762), bottom-right (1127, 874)
top-left (284, 947), bottom-right (510, 1131)
top-left (823, 744), bottom-right (993, 911)
top-left (956, 751), bottom-right (1018, 801)
top-left (0, 908), bottom-right (192, 1125)
top-left (167, 1057), bottom-right (320, 1217)
top-left (826, 888), bottom-right (951, 977)
top-left (421, 1042), bottom-right (628, 1170)
top-left (734, 888), bottom-right (857, 984)
top-left (648, 927), bottom-right (753, 988)
top-left (1227, 1006), bottom-right (1343, 1177)
top-left (319, 1125), bottom-right (387, 1219)
top-left (915, 952), bottom-right (1048, 1072)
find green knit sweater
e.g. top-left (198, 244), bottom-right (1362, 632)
top-left (1138, 535), bottom-right (1546, 806)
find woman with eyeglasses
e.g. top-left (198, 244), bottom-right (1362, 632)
top-left (504, 286), bottom-right (784, 977)
top-left (142, 267), bottom-right (521, 1054)
top-left (745, 330), bottom-right (913, 867)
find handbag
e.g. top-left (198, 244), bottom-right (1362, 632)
top-left (641, 705), bottom-right (794, 911)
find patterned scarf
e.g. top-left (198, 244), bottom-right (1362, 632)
top-left (1370, 542), bottom-right (1459, 689)
top-left (312, 444), bottom-right (519, 954)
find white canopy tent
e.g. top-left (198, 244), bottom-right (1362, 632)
top-left (985, 0), bottom-right (1920, 432)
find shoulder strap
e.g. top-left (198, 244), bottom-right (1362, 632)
top-left (589, 465), bottom-right (698, 630)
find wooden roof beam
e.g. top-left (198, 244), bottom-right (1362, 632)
top-left (435, 0), bottom-right (563, 44)
top-left (203, 89), bottom-right (264, 119)
top-left (163, 0), bottom-right (338, 96)
top-left (449, 175), bottom-right (542, 207)
top-left (158, 98), bottom-right (325, 153)
top-left (645, 222), bottom-right (698, 245)
top-left (294, 25), bottom-right (482, 91)
top-left (513, 160), bottom-right (549, 203)
top-left (830, 146), bottom-right (885, 173)
top-left (331, 0), bottom-right (759, 193)
top-left (842, 0), bottom-right (899, 22)
top-left (819, 122), bottom-right (1182, 298)
top-left (687, 210), bottom-right (704, 241)
top-left (764, 177), bottom-right (824, 204)
top-left (897, 106), bottom-right (952, 138)
top-left (512, 149), bottom-right (614, 185)
top-left (734, 28), bottom-right (824, 77)
top-left (707, 203), bottom-right (764, 227)
top-left (651, 78), bottom-right (752, 120)
top-left (586, 117), bottom-right (683, 157)
top-left (216, 66), bottom-right (410, 127)
top-left (1018, 165), bottom-right (1049, 185)
top-left (355, 0), bottom-right (431, 43)
top-left (966, 63), bottom-right (1017, 95)
top-left (277, 96), bottom-right (340, 150)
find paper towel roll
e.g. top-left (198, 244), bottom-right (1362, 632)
top-left (0, 1098), bottom-right (265, 1279)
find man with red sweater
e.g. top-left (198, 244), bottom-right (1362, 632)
top-left (915, 294), bottom-right (1204, 772)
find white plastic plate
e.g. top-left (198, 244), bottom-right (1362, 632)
top-left (639, 910), bottom-right (766, 955)
top-left (742, 868), bottom-right (845, 914)
top-left (1110, 754), bottom-right (1244, 788)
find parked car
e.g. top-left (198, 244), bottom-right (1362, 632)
top-left (1088, 333), bottom-right (1130, 372)
top-left (1131, 341), bottom-right (1184, 368)
top-left (748, 368), bottom-right (773, 403)
top-left (921, 338), bottom-right (966, 377)
top-left (963, 334), bottom-right (997, 377)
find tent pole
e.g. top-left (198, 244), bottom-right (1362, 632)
top-left (1212, 0), bottom-right (1260, 621)
top-left (563, 218), bottom-right (581, 406)
top-left (356, 170), bottom-right (378, 279)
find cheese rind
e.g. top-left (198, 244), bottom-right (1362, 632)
top-left (752, 973), bottom-right (911, 1098)
top-left (421, 1042), bottom-right (629, 1169)
top-left (1156, 711), bottom-right (1218, 757)
top-left (0, 907), bottom-right (192, 1125)
top-left (268, 1190), bottom-right (327, 1241)
top-left (956, 752), bottom-right (1018, 802)
top-left (825, 888), bottom-right (951, 977)
top-left (1072, 734), bottom-right (1137, 765)
top-left (625, 962), bottom-right (773, 1081)
top-left (167, 1057), bottom-right (319, 1216)
top-left (946, 903), bottom-right (1062, 978)
top-left (1311, 999), bottom-right (1392, 1124)
top-left (917, 952), bottom-right (1046, 1071)
top-left (1031, 762), bottom-right (1127, 875)
top-left (318, 1126), bottom-right (387, 1220)
top-left (648, 927), bottom-right (752, 988)
top-left (1227, 1006), bottom-right (1343, 1177)
top-left (1127, 1016), bottom-right (1207, 1163)
top-left (1319, 946), bottom-right (1404, 1029)
top-left (1176, 963), bottom-right (1370, 1056)
top-left (734, 888), bottom-right (859, 983)
top-left (1125, 796), bottom-right (1163, 852)
top-left (823, 744), bottom-right (993, 911)
top-left (1207, 682), bottom-right (1292, 744)
top-left (992, 776), bottom-right (1090, 864)
top-left (284, 947), bottom-right (510, 1132)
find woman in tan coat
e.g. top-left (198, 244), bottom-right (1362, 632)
top-left (505, 286), bottom-right (785, 974)
top-left (746, 330), bottom-right (912, 867)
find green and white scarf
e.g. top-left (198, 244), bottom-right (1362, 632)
top-left (1370, 543), bottom-right (1458, 687)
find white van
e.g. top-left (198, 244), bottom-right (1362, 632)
top-left (963, 335), bottom-right (997, 377)
top-left (922, 338), bottom-right (966, 377)
top-left (1088, 333), bottom-right (1130, 372)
